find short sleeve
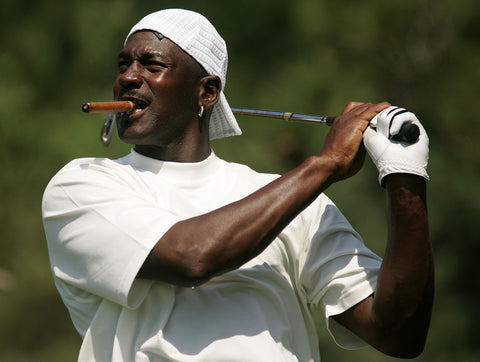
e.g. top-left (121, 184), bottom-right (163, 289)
top-left (42, 158), bottom-right (180, 308)
top-left (298, 195), bottom-right (382, 349)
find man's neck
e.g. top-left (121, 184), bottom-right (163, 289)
top-left (134, 141), bottom-right (211, 162)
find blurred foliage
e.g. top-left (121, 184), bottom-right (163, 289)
top-left (1, 0), bottom-right (479, 361)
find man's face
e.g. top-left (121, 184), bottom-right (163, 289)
top-left (113, 31), bottom-right (206, 147)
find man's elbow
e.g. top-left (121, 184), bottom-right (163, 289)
top-left (384, 336), bottom-right (427, 359)
top-left (375, 320), bottom-right (430, 359)
top-left (175, 260), bottom-right (217, 287)
top-left (137, 246), bottom-right (217, 287)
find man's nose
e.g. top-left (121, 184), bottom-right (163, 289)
top-left (118, 62), bottom-right (143, 87)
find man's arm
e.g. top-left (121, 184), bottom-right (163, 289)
top-left (333, 106), bottom-right (433, 358)
top-left (138, 102), bottom-right (389, 286)
top-left (138, 101), bottom-right (434, 356)
top-left (333, 174), bottom-right (434, 358)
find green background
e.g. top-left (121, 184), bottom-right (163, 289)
top-left (1, 0), bottom-right (479, 361)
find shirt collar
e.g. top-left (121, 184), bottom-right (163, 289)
top-left (120, 148), bottom-right (221, 182)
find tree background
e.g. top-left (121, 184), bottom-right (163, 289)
top-left (1, 0), bottom-right (479, 361)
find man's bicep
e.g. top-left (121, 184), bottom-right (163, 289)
top-left (332, 294), bottom-right (376, 340)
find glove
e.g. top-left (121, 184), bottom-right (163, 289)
top-left (363, 106), bottom-right (429, 186)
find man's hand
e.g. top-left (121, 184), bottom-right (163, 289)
top-left (320, 102), bottom-right (391, 183)
top-left (363, 106), bottom-right (429, 185)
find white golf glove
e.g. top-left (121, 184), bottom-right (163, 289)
top-left (363, 106), bottom-right (429, 186)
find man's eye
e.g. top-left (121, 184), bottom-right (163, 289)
top-left (145, 62), bottom-right (166, 72)
top-left (117, 61), bottom-right (130, 73)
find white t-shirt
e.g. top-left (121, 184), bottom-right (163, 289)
top-left (42, 149), bottom-right (382, 362)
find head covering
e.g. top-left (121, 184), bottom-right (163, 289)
top-left (125, 9), bottom-right (242, 140)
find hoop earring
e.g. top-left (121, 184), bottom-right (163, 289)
top-left (198, 106), bottom-right (204, 118)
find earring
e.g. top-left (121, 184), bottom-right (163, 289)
top-left (198, 106), bottom-right (204, 118)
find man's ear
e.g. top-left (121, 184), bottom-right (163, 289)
top-left (198, 75), bottom-right (221, 111)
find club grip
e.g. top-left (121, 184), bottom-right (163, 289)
top-left (391, 123), bottom-right (420, 143)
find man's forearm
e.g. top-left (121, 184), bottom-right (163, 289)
top-left (373, 173), bottom-right (434, 355)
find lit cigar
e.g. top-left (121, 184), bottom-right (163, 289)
top-left (82, 101), bottom-right (136, 114)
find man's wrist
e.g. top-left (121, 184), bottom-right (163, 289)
top-left (302, 155), bottom-right (340, 189)
top-left (384, 173), bottom-right (427, 200)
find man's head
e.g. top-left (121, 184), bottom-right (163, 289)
top-left (114, 31), bottom-right (214, 155)
top-left (114, 9), bottom-right (241, 152)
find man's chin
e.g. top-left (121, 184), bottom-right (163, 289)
top-left (117, 128), bottom-right (144, 145)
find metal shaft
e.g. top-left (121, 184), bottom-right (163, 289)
top-left (231, 107), bottom-right (419, 143)
top-left (231, 107), bottom-right (335, 126)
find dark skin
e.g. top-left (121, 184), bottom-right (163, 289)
top-left (114, 31), bottom-right (213, 162)
top-left (115, 31), bottom-right (434, 358)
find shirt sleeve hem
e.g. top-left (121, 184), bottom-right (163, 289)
top-left (324, 278), bottom-right (377, 349)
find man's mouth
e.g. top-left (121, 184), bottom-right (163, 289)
top-left (119, 97), bottom-right (150, 118)
top-left (126, 106), bottom-right (146, 116)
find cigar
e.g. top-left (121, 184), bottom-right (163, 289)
top-left (82, 101), bottom-right (136, 114)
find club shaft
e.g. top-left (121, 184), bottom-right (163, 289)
top-left (231, 107), bottom-right (419, 143)
top-left (231, 107), bottom-right (335, 126)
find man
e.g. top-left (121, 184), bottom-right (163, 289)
top-left (42, 9), bottom-right (433, 362)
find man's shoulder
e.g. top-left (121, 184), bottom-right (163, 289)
top-left (216, 154), bottom-right (279, 178)
top-left (44, 155), bottom-right (134, 192)
top-left (55, 154), bottom-right (131, 175)
top-left (219, 157), bottom-right (280, 184)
